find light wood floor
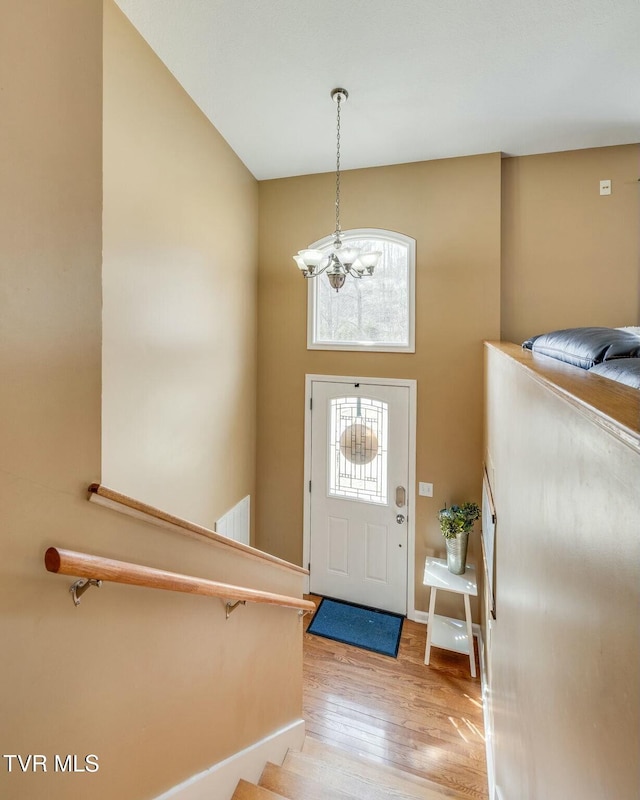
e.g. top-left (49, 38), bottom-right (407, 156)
top-left (303, 597), bottom-right (488, 800)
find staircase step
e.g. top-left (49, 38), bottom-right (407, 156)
top-left (259, 761), bottom-right (358, 800)
top-left (292, 736), bottom-right (468, 799)
top-left (231, 779), bottom-right (289, 800)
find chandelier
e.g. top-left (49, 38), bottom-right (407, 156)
top-left (293, 89), bottom-right (381, 292)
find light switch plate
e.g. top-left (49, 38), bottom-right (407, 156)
top-left (419, 482), bottom-right (433, 497)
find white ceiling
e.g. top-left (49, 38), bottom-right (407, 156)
top-left (115, 0), bottom-right (640, 181)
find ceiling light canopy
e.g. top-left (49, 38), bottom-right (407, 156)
top-left (293, 89), bottom-right (381, 292)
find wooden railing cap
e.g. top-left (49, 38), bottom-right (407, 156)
top-left (87, 483), bottom-right (309, 577)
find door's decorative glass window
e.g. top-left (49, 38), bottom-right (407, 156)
top-left (329, 397), bottom-right (388, 504)
top-left (308, 228), bottom-right (416, 353)
top-left (339, 422), bottom-right (378, 465)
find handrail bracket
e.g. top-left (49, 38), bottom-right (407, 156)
top-left (70, 578), bottom-right (102, 607)
top-left (225, 599), bottom-right (246, 619)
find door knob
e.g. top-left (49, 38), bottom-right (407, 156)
top-left (396, 514), bottom-right (405, 524)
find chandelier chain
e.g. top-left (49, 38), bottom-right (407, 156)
top-left (292, 88), bottom-right (379, 291)
top-left (335, 93), bottom-right (341, 241)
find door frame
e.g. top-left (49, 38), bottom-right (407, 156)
top-left (303, 373), bottom-right (418, 621)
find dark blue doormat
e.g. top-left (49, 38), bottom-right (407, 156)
top-left (307, 597), bottom-right (404, 657)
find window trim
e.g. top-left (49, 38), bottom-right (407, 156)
top-left (306, 228), bottom-right (416, 353)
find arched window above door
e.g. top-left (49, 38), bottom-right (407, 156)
top-left (307, 228), bottom-right (416, 352)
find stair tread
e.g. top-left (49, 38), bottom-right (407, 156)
top-left (293, 736), bottom-right (468, 799)
top-left (232, 778), bottom-right (289, 800)
top-left (260, 761), bottom-right (358, 800)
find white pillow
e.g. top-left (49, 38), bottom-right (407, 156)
top-left (616, 326), bottom-right (640, 337)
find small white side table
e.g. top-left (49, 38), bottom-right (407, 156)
top-left (423, 557), bottom-right (477, 677)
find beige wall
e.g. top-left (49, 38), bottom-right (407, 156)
top-left (257, 155), bottom-right (502, 614)
top-left (0, 4), bottom-right (302, 799)
top-left (501, 144), bottom-right (640, 344)
top-left (102, 1), bottom-right (259, 531)
top-left (485, 345), bottom-right (640, 800)
top-left (3, 4), bottom-right (637, 795)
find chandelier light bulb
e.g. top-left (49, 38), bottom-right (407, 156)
top-left (337, 246), bottom-right (359, 268)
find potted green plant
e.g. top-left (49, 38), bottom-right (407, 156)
top-left (438, 502), bottom-right (480, 575)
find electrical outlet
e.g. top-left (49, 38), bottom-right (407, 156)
top-left (419, 482), bottom-right (433, 497)
top-left (600, 179), bottom-right (611, 196)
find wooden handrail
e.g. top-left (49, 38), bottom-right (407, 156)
top-left (45, 547), bottom-right (316, 613)
top-left (87, 484), bottom-right (308, 577)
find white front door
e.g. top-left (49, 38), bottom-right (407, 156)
top-left (309, 380), bottom-right (410, 615)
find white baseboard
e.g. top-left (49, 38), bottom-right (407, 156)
top-left (153, 718), bottom-right (305, 800)
top-left (477, 629), bottom-right (496, 800)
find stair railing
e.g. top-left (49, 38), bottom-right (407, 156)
top-left (87, 483), bottom-right (308, 576)
top-left (44, 547), bottom-right (316, 618)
